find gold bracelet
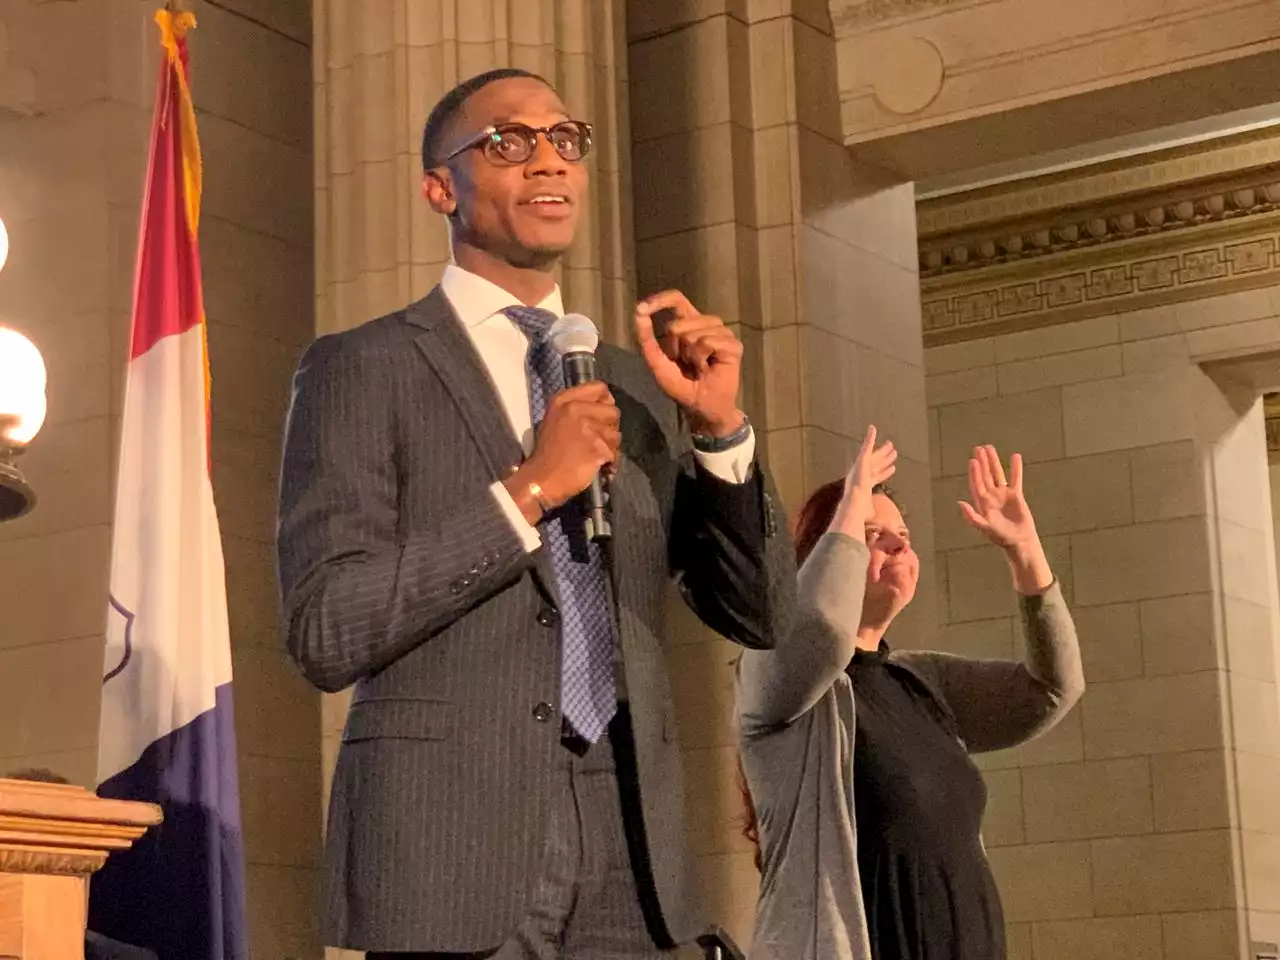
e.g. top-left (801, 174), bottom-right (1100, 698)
top-left (527, 481), bottom-right (553, 515)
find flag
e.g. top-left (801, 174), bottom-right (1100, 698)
top-left (92, 9), bottom-right (248, 960)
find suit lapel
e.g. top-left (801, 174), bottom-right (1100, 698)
top-left (408, 288), bottom-right (524, 478)
top-left (407, 287), bottom-right (562, 606)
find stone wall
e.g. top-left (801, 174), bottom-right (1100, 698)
top-left (922, 138), bottom-right (1280, 958)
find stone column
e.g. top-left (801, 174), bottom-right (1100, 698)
top-left (628, 0), bottom-right (931, 946)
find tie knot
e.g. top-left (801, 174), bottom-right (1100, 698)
top-left (504, 306), bottom-right (558, 341)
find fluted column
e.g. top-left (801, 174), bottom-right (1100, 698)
top-left (628, 1), bottom-right (931, 946)
top-left (313, 0), bottom-right (634, 342)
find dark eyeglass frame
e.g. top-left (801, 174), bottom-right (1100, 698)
top-left (439, 120), bottom-right (594, 166)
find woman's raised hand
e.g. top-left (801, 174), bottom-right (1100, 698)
top-left (959, 444), bottom-right (1053, 594)
top-left (957, 445), bottom-right (1037, 549)
top-left (830, 425), bottom-right (897, 538)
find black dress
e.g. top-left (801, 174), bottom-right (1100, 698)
top-left (849, 642), bottom-right (1005, 960)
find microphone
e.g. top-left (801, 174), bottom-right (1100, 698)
top-left (548, 313), bottom-right (611, 542)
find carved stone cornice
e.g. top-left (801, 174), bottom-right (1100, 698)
top-left (918, 129), bottom-right (1280, 345)
top-left (0, 779), bottom-right (161, 877)
top-left (831, 0), bottom-right (973, 32)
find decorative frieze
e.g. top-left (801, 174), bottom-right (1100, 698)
top-left (918, 129), bottom-right (1280, 345)
top-left (921, 180), bottom-right (1280, 278)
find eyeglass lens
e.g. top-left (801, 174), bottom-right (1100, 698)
top-left (485, 122), bottom-right (591, 163)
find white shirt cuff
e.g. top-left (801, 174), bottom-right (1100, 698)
top-left (490, 481), bottom-right (541, 553)
top-left (692, 427), bottom-right (755, 484)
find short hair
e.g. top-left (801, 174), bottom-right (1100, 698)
top-left (421, 68), bottom-right (552, 171)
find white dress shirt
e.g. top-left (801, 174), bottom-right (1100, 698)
top-left (439, 264), bottom-right (756, 552)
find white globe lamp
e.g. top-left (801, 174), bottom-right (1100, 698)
top-left (0, 326), bottom-right (46, 521)
top-left (0, 214), bottom-right (46, 521)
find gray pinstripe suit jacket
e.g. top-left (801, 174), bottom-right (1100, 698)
top-left (276, 288), bottom-right (796, 953)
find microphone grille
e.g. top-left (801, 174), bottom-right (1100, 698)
top-left (549, 313), bottom-right (600, 355)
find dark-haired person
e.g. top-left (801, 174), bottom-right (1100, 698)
top-left (736, 431), bottom-right (1084, 960)
top-left (276, 69), bottom-right (794, 959)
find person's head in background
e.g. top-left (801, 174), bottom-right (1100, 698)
top-left (792, 477), bottom-right (920, 646)
top-left (420, 68), bottom-right (593, 303)
top-left (5, 767), bottom-right (70, 784)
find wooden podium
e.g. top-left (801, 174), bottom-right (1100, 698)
top-left (0, 779), bottom-right (161, 959)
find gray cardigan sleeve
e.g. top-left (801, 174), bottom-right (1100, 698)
top-left (737, 532), bottom-right (870, 733)
top-left (898, 581), bottom-right (1084, 753)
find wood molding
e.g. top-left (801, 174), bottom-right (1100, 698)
top-left (0, 779), bottom-right (161, 878)
top-left (917, 129), bottom-right (1280, 345)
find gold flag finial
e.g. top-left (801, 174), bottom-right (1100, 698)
top-left (156, 3), bottom-right (196, 51)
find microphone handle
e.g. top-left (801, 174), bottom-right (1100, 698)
top-left (561, 350), bottom-right (612, 541)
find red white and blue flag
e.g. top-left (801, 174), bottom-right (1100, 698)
top-left (92, 9), bottom-right (248, 959)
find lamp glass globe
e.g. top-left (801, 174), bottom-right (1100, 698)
top-left (0, 326), bottom-right (48, 447)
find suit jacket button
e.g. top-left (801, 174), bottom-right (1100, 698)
top-left (532, 702), bottom-right (554, 723)
top-left (536, 608), bottom-right (560, 628)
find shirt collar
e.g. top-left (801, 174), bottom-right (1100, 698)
top-left (850, 638), bottom-right (892, 668)
top-left (441, 263), bottom-right (565, 328)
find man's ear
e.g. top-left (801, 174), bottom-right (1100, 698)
top-left (423, 169), bottom-right (457, 217)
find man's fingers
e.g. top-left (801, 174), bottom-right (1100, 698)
top-left (555, 381), bottom-right (612, 405)
top-left (674, 330), bottom-right (743, 372)
top-left (637, 289), bottom-right (699, 321)
top-left (593, 433), bottom-right (621, 465)
top-left (662, 316), bottom-right (724, 341)
top-left (589, 424), bottom-right (622, 450)
top-left (574, 402), bottom-right (622, 427)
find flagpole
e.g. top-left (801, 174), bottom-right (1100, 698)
top-left (91, 4), bottom-right (248, 957)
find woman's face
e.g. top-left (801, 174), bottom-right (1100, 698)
top-left (861, 492), bottom-right (919, 627)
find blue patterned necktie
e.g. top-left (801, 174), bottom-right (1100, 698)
top-left (505, 306), bottom-right (618, 744)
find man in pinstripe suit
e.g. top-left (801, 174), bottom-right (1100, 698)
top-left (276, 69), bottom-right (795, 959)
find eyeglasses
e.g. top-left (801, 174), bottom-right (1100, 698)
top-left (439, 120), bottom-right (594, 166)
